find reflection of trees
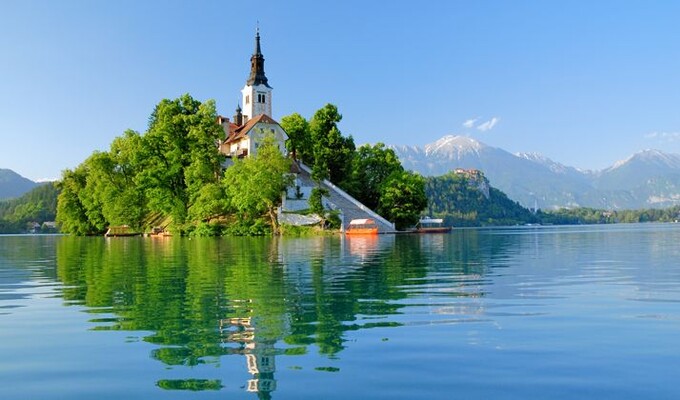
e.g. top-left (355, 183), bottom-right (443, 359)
top-left (54, 232), bottom-right (515, 396)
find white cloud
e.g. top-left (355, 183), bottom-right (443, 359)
top-left (462, 118), bottom-right (478, 129)
top-left (645, 131), bottom-right (680, 141)
top-left (477, 117), bottom-right (500, 132)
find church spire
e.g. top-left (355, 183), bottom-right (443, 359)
top-left (254, 24), bottom-right (262, 56)
top-left (241, 27), bottom-right (273, 120)
top-left (247, 26), bottom-right (271, 88)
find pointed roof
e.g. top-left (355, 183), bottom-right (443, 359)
top-left (247, 28), bottom-right (271, 88)
top-left (224, 114), bottom-right (280, 144)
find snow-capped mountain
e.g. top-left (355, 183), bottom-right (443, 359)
top-left (389, 135), bottom-right (680, 210)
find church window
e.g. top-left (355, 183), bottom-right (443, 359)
top-left (257, 93), bottom-right (266, 103)
top-left (245, 95), bottom-right (250, 105)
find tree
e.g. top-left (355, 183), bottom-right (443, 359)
top-left (281, 113), bottom-right (311, 162)
top-left (222, 134), bottom-right (292, 233)
top-left (347, 143), bottom-right (404, 210)
top-left (137, 94), bottom-right (224, 227)
top-left (56, 166), bottom-right (100, 235)
top-left (309, 104), bottom-right (355, 186)
top-left (56, 94), bottom-right (226, 234)
top-left (378, 171), bottom-right (428, 230)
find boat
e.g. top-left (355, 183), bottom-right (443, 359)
top-left (415, 218), bottom-right (451, 233)
top-left (345, 218), bottom-right (379, 235)
top-left (148, 226), bottom-right (172, 237)
top-left (105, 225), bottom-right (141, 237)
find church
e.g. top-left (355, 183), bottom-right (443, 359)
top-left (217, 29), bottom-right (395, 233)
top-left (217, 29), bottom-right (288, 161)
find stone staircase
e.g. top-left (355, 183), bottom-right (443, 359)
top-left (295, 162), bottom-right (396, 233)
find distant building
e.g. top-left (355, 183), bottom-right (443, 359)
top-left (218, 29), bottom-right (288, 161)
top-left (454, 168), bottom-right (490, 199)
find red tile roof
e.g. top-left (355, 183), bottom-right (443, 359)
top-left (224, 114), bottom-right (281, 144)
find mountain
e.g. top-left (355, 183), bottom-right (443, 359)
top-left (389, 135), bottom-right (680, 210)
top-left (0, 169), bottom-right (39, 200)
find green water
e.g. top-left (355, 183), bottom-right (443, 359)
top-left (1, 225), bottom-right (680, 399)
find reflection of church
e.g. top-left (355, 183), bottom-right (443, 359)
top-left (219, 316), bottom-right (278, 399)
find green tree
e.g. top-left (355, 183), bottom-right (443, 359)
top-left (280, 112), bottom-right (311, 162)
top-left (187, 183), bottom-right (229, 223)
top-left (378, 171), bottom-right (428, 230)
top-left (137, 95), bottom-right (224, 227)
top-left (222, 134), bottom-right (292, 233)
top-left (347, 143), bottom-right (404, 210)
top-left (309, 104), bottom-right (355, 186)
top-left (56, 94), bottom-right (225, 234)
top-left (56, 166), bottom-right (100, 235)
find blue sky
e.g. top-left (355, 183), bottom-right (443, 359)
top-left (2, 0), bottom-right (680, 181)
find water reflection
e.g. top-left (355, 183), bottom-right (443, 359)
top-left (51, 232), bottom-right (516, 397)
top-left (47, 226), bottom-right (680, 397)
top-left (4, 225), bottom-right (680, 398)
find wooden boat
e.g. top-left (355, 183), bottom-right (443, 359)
top-left (105, 225), bottom-right (141, 237)
top-left (415, 218), bottom-right (451, 233)
top-left (148, 226), bottom-right (172, 237)
top-left (346, 218), bottom-right (379, 235)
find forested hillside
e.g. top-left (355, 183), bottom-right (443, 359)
top-left (0, 182), bottom-right (59, 233)
top-left (424, 170), bottom-right (537, 226)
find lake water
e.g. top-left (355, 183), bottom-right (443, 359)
top-left (1, 224), bottom-right (680, 399)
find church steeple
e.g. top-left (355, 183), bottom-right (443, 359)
top-left (242, 27), bottom-right (273, 120)
top-left (247, 27), bottom-right (271, 88)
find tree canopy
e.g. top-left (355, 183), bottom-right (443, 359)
top-left (54, 94), bottom-right (302, 236)
top-left (378, 171), bottom-right (428, 230)
top-left (308, 104), bottom-right (355, 186)
top-left (280, 112), bottom-right (311, 163)
top-left (346, 143), bottom-right (404, 211)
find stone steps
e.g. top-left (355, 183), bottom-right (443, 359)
top-left (295, 163), bottom-right (396, 233)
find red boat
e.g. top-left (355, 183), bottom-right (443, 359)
top-left (346, 218), bottom-right (379, 235)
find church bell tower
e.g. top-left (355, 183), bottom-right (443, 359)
top-left (241, 27), bottom-right (272, 122)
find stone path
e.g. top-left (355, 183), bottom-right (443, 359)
top-left (295, 163), bottom-right (396, 233)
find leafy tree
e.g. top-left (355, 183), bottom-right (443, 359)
top-left (56, 94), bottom-right (225, 234)
top-left (56, 166), bottom-right (100, 235)
top-left (187, 183), bottom-right (229, 223)
top-left (378, 171), bottom-right (428, 230)
top-left (309, 104), bottom-right (355, 186)
top-left (280, 113), bottom-right (311, 162)
top-left (347, 143), bottom-right (404, 210)
top-left (137, 95), bottom-right (224, 227)
top-left (309, 187), bottom-right (329, 215)
top-left (222, 134), bottom-right (292, 233)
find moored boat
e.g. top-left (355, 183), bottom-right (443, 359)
top-left (346, 218), bottom-right (379, 235)
top-left (415, 218), bottom-right (451, 233)
top-left (105, 225), bottom-right (141, 237)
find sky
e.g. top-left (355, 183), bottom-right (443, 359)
top-left (2, 0), bottom-right (680, 181)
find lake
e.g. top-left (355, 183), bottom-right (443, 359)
top-left (1, 224), bottom-right (680, 399)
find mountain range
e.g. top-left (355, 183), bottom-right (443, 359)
top-left (0, 169), bottom-right (39, 200)
top-left (390, 135), bottom-right (680, 210)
